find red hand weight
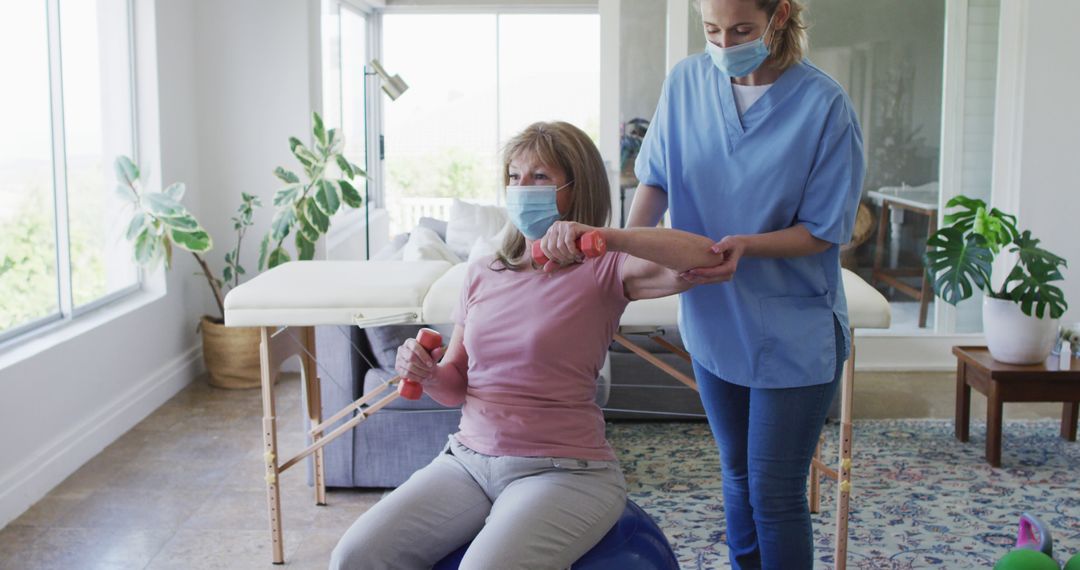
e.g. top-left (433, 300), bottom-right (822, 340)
top-left (532, 230), bottom-right (607, 266)
top-left (399, 328), bottom-right (443, 400)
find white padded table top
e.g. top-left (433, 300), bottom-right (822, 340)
top-left (224, 260), bottom-right (452, 327)
top-left (224, 261), bottom-right (889, 331)
top-left (841, 268), bottom-right (891, 329)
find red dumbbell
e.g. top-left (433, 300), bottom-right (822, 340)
top-left (399, 328), bottom-right (443, 400)
top-left (531, 230), bottom-right (607, 266)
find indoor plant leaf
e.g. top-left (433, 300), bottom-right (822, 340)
top-left (115, 156), bottom-right (140, 186)
top-left (162, 182), bottom-right (186, 201)
top-left (338, 179), bottom-right (362, 208)
top-left (1005, 261), bottom-right (1069, 319)
top-left (271, 207), bottom-right (296, 242)
top-left (170, 228), bottom-right (213, 253)
top-left (126, 212), bottom-right (148, 240)
top-left (258, 234), bottom-right (271, 271)
top-left (273, 183), bottom-right (302, 207)
top-left (335, 154), bottom-right (354, 179)
top-left (312, 111), bottom-right (327, 147)
top-left (315, 178), bottom-right (340, 216)
top-left (115, 183), bottom-right (138, 204)
top-left (267, 247), bottom-right (291, 269)
top-left (304, 196), bottom-right (330, 233)
top-left (924, 227), bottom-right (993, 306)
top-left (144, 193), bottom-right (187, 218)
top-left (1010, 230), bottom-right (1068, 274)
top-left (160, 214), bottom-right (199, 231)
top-left (273, 167), bottom-right (300, 185)
top-left (295, 232), bottom-right (315, 261)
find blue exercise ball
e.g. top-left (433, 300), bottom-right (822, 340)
top-left (433, 499), bottom-right (679, 569)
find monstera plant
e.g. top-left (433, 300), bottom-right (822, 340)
top-left (924, 195), bottom-right (1068, 363)
top-left (260, 112), bottom-right (365, 270)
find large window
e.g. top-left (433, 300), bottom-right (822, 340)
top-left (0, 0), bottom-right (137, 342)
top-left (382, 11), bottom-right (600, 235)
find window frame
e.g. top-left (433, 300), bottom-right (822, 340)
top-left (0, 0), bottom-right (141, 347)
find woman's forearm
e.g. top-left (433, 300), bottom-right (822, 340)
top-left (423, 361), bottom-right (467, 407)
top-left (602, 227), bottom-right (721, 272)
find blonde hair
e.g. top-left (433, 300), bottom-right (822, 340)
top-left (493, 121), bottom-right (611, 272)
top-left (695, 0), bottom-right (808, 71)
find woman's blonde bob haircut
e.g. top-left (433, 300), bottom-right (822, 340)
top-left (697, 0), bottom-right (808, 71)
top-left (493, 121), bottom-right (611, 271)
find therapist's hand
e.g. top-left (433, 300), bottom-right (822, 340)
top-left (680, 235), bottom-right (746, 285)
top-left (395, 339), bottom-right (446, 385)
top-left (538, 221), bottom-right (596, 273)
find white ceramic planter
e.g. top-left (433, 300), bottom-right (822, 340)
top-left (983, 296), bottom-right (1059, 364)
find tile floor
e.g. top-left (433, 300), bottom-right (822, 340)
top-left (0, 371), bottom-right (1064, 569)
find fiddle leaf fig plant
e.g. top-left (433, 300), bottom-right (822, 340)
top-left (260, 111), bottom-right (366, 270)
top-left (924, 195), bottom-right (1068, 319)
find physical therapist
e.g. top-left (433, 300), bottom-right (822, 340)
top-left (629, 0), bottom-right (863, 568)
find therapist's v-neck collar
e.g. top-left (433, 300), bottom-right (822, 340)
top-left (715, 61), bottom-right (808, 150)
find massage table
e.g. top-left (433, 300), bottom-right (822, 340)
top-left (224, 260), bottom-right (889, 566)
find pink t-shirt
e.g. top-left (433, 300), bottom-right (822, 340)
top-left (450, 252), bottom-right (631, 461)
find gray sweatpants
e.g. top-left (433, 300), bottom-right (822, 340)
top-left (329, 435), bottom-right (627, 570)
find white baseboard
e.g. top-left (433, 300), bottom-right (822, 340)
top-left (0, 345), bottom-right (203, 529)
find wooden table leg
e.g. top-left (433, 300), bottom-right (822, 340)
top-left (260, 327), bottom-right (285, 564)
top-left (871, 201), bottom-right (890, 288)
top-left (918, 214), bottom-right (937, 328)
top-left (300, 326), bottom-right (327, 506)
top-left (808, 436), bottom-right (822, 514)
top-left (834, 339), bottom-right (855, 570)
top-left (1062, 401), bottom-right (1079, 441)
top-left (955, 361), bottom-right (970, 442)
top-left (986, 382), bottom-right (1003, 467)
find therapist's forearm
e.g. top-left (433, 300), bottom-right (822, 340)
top-left (626, 184), bottom-right (668, 228)
top-left (739, 224), bottom-right (832, 258)
top-left (602, 227), bottom-right (722, 272)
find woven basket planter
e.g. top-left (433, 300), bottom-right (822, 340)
top-left (200, 316), bottom-right (262, 389)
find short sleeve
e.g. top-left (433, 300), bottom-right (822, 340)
top-left (796, 100), bottom-right (865, 245)
top-left (591, 251), bottom-right (632, 308)
top-left (633, 77), bottom-right (671, 193)
top-left (450, 262), bottom-right (480, 327)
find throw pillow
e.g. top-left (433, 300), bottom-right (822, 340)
top-left (402, 226), bottom-right (462, 264)
top-left (445, 199), bottom-right (508, 260)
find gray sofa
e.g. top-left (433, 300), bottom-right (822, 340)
top-left (310, 321), bottom-right (702, 488)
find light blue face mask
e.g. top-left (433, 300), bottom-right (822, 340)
top-left (705, 15), bottom-right (774, 77)
top-left (505, 182), bottom-right (573, 240)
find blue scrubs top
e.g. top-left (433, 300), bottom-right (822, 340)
top-left (635, 55), bottom-right (865, 389)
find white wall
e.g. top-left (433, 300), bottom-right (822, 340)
top-left (0, 0), bottom-right (206, 528)
top-left (192, 0), bottom-right (316, 289)
top-left (993, 0), bottom-right (1080, 323)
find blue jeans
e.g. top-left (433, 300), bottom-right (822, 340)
top-left (694, 320), bottom-right (843, 570)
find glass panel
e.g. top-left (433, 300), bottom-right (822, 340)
top-left (60, 0), bottom-right (138, 308)
top-left (341, 8), bottom-right (367, 174)
top-left (321, 3), bottom-right (342, 129)
top-left (383, 14), bottom-right (498, 236)
top-left (807, 1), bottom-right (946, 332)
top-left (0, 1), bottom-right (60, 334)
top-left (954, 0), bottom-right (1000, 334)
top-left (497, 14), bottom-right (601, 144)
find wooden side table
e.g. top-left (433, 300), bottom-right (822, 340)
top-left (953, 346), bottom-right (1080, 467)
top-left (867, 187), bottom-right (939, 328)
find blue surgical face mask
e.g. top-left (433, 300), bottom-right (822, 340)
top-left (705, 16), bottom-right (774, 77)
top-left (505, 181), bottom-right (573, 240)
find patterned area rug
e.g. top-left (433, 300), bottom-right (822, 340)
top-left (606, 419), bottom-right (1080, 569)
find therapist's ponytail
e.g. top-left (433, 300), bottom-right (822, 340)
top-left (759, 0), bottom-right (807, 71)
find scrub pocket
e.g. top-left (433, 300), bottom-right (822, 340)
top-left (757, 293), bottom-right (837, 386)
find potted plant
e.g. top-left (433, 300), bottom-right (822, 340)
top-left (259, 112), bottom-right (365, 270)
top-left (115, 155), bottom-right (265, 388)
top-left (117, 112), bottom-right (365, 386)
top-left (924, 195), bottom-right (1069, 364)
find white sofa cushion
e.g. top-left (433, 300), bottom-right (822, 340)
top-left (445, 199), bottom-right (508, 260)
top-left (403, 226), bottom-right (462, 264)
top-left (841, 268), bottom-right (891, 329)
top-left (421, 262), bottom-right (469, 324)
